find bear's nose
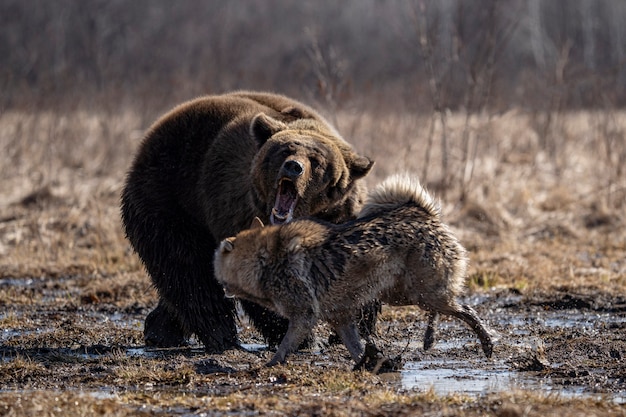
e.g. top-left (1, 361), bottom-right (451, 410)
top-left (283, 160), bottom-right (304, 177)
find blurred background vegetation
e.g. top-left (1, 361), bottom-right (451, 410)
top-left (2, 0), bottom-right (625, 113)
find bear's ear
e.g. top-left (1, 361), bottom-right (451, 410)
top-left (280, 106), bottom-right (307, 119)
top-left (250, 217), bottom-right (264, 229)
top-left (250, 113), bottom-right (287, 146)
top-left (349, 155), bottom-right (375, 180)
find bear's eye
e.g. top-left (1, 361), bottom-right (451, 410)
top-left (310, 156), bottom-right (323, 170)
top-left (312, 157), bottom-right (328, 177)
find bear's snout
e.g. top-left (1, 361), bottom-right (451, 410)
top-left (282, 160), bottom-right (304, 179)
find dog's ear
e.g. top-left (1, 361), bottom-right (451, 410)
top-left (220, 237), bottom-right (235, 252)
top-left (250, 217), bottom-right (265, 229)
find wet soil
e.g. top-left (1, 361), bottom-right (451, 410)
top-left (1, 276), bottom-right (625, 416)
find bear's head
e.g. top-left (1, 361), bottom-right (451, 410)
top-left (250, 113), bottom-right (374, 225)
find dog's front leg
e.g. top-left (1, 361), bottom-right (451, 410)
top-left (334, 322), bottom-right (364, 362)
top-left (266, 317), bottom-right (316, 366)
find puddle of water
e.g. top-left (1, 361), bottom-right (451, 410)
top-left (240, 343), bottom-right (267, 352)
top-left (397, 308), bottom-right (626, 404)
top-left (104, 312), bottom-right (143, 330)
top-left (125, 346), bottom-right (209, 359)
top-left (401, 360), bottom-right (625, 404)
top-left (0, 277), bottom-right (36, 286)
top-left (401, 360), bottom-right (514, 395)
top-left (126, 347), bottom-right (147, 356)
top-left (541, 312), bottom-right (626, 328)
top-left (86, 389), bottom-right (119, 400)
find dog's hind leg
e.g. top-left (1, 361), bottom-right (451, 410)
top-left (447, 304), bottom-right (494, 358)
top-left (423, 311), bottom-right (438, 351)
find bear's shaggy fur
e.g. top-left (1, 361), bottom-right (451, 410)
top-left (121, 91), bottom-right (373, 352)
top-left (214, 173), bottom-right (494, 366)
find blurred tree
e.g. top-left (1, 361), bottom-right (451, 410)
top-left (1, 0), bottom-right (625, 110)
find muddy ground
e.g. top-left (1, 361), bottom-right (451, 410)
top-left (0, 274), bottom-right (625, 416)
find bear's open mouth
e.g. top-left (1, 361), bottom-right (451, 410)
top-left (270, 178), bottom-right (298, 225)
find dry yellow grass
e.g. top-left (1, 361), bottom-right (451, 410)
top-left (0, 110), bottom-right (145, 279)
top-left (341, 109), bottom-right (626, 294)
top-left (1, 107), bottom-right (624, 291)
top-left (1, 107), bottom-right (624, 310)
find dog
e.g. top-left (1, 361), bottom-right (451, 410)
top-left (214, 173), bottom-right (494, 366)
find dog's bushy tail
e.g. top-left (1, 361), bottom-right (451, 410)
top-left (359, 173), bottom-right (441, 219)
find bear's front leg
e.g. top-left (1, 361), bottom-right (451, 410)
top-left (144, 299), bottom-right (190, 347)
top-left (239, 299), bottom-right (290, 348)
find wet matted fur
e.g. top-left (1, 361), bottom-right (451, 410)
top-left (215, 173), bottom-right (494, 365)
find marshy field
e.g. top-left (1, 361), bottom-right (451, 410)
top-left (2, 1), bottom-right (626, 415)
top-left (0, 106), bottom-right (624, 416)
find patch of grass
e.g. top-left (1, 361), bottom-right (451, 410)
top-left (113, 358), bottom-right (195, 386)
top-left (0, 354), bottom-right (49, 384)
top-left (0, 390), bottom-right (148, 417)
top-left (467, 270), bottom-right (501, 290)
top-left (0, 311), bottom-right (22, 327)
top-left (378, 305), bottom-right (424, 322)
top-left (0, 285), bottom-right (42, 306)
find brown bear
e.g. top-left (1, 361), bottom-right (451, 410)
top-left (121, 91), bottom-right (374, 352)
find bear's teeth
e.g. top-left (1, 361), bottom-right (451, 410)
top-left (270, 208), bottom-right (294, 225)
top-left (270, 208), bottom-right (287, 224)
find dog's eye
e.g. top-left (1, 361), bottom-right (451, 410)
top-left (258, 248), bottom-right (269, 266)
